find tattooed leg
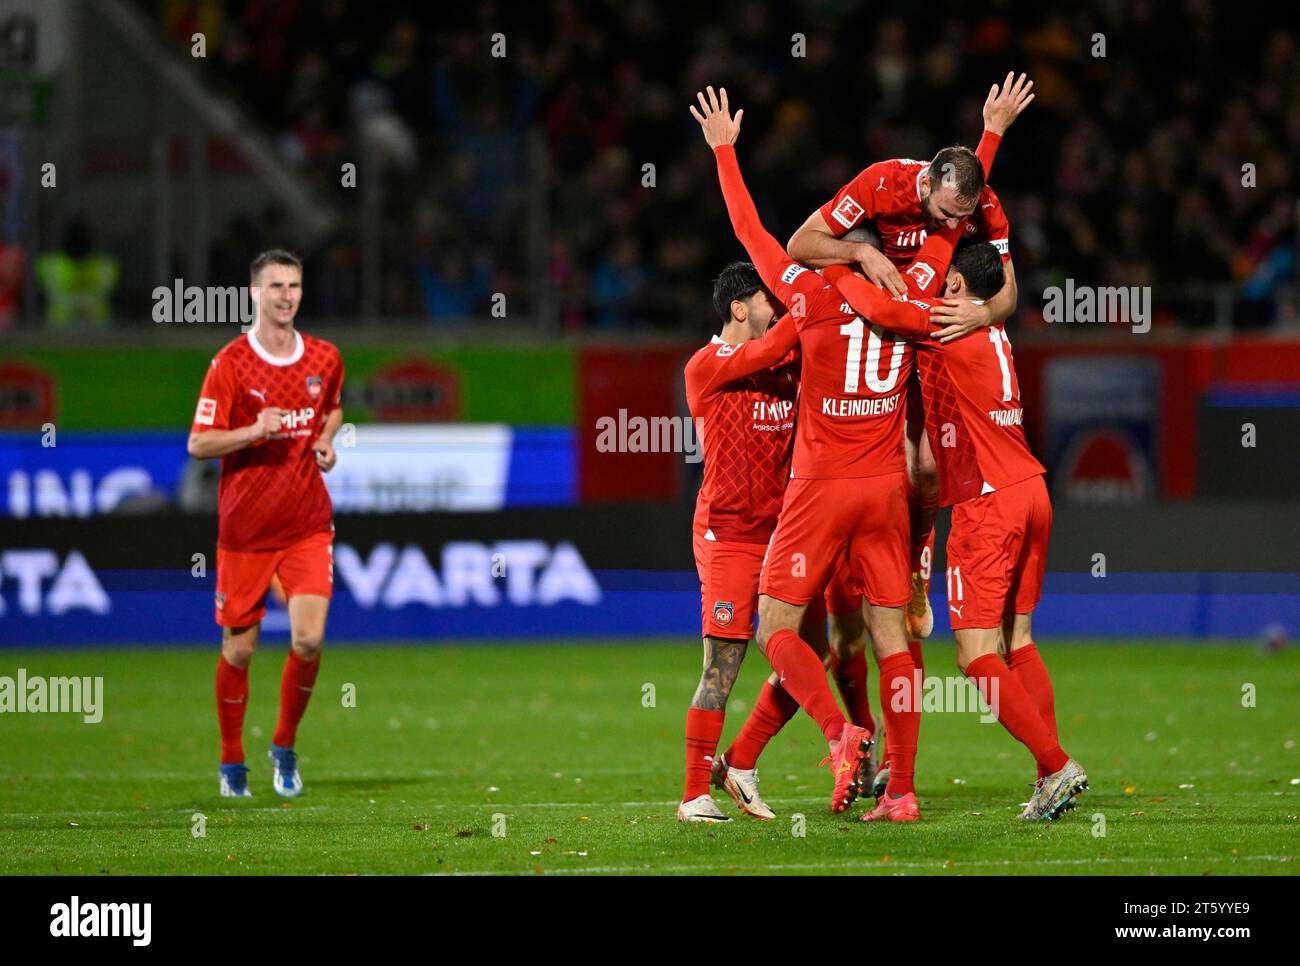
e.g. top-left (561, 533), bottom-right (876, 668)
top-left (690, 636), bottom-right (748, 711)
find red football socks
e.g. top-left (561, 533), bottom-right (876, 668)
top-left (272, 649), bottom-right (321, 749)
top-left (765, 628), bottom-right (846, 742)
top-left (966, 652), bottom-right (1068, 776)
top-left (908, 638), bottom-right (925, 675)
top-left (878, 650), bottom-right (921, 797)
top-left (725, 679), bottom-right (799, 770)
top-left (683, 708), bottom-right (726, 800)
top-left (833, 650), bottom-right (876, 734)
top-left (215, 655), bottom-right (249, 765)
top-left (1007, 642), bottom-right (1060, 778)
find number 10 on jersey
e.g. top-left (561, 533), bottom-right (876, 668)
top-left (839, 317), bottom-right (907, 394)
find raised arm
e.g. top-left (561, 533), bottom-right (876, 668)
top-left (825, 224), bottom-right (965, 339)
top-left (686, 313), bottom-right (800, 398)
top-left (823, 266), bottom-right (930, 339)
top-left (928, 72), bottom-right (1033, 340)
top-left (691, 86), bottom-right (828, 313)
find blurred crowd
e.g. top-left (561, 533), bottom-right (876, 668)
top-left (121, 0), bottom-right (1298, 329)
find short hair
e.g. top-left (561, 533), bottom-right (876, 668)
top-left (711, 260), bottom-right (765, 323)
top-left (950, 240), bottom-right (1005, 300)
top-left (249, 249), bottom-right (303, 283)
top-left (928, 145), bottom-right (985, 206)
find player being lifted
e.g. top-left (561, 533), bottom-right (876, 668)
top-left (788, 72), bottom-right (1035, 796)
top-left (692, 86), bottom-right (974, 818)
top-left (187, 250), bottom-right (344, 799)
top-left (828, 241), bottom-right (1088, 821)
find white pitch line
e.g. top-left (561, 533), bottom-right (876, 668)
top-left (438, 854), bottom-right (1294, 876)
top-left (0, 806), bottom-right (333, 818)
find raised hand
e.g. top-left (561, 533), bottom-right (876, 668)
top-left (983, 72), bottom-right (1034, 136)
top-left (689, 85), bottom-right (744, 148)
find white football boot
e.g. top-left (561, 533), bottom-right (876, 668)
top-left (711, 753), bottom-right (776, 820)
top-left (1022, 759), bottom-right (1089, 821)
top-left (676, 794), bottom-right (731, 823)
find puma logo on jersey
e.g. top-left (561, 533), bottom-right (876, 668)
top-left (249, 388), bottom-right (268, 402)
top-left (876, 177), bottom-right (886, 191)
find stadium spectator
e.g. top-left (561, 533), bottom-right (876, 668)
top-left (142, 1), bottom-right (1299, 330)
top-left (35, 219), bottom-right (120, 328)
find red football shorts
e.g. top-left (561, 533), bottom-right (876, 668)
top-left (760, 473), bottom-right (910, 609)
top-left (822, 559), bottom-right (859, 616)
top-left (215, 530), bottom-right (334, 627)
top-left (693, 532), bottom-right (768, 640)
top-left (945, 474), bottom-right (1052, 630)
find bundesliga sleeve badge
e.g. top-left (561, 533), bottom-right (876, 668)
top-left (831, 195), bottom-right (864, 229)
top-left (905, 261), bottom-right (936, 292)
top-left (195, 397), bottom-right (217, 426)
top-left (712, 601), bottom-right (734, 627)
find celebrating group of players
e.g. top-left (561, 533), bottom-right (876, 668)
top-left (680, 74), bottom-right (1089, 825)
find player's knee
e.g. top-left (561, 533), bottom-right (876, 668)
top-left (835, 634), bottom-right (865, 661)
top-left (222, 638), bottom-right (256, 667)
top-left (829, 614), bottom-right (865, 658)
top-left (221, 625), bottom-right (258, 666)
top-left (755, 598), bottom-right (795, 652)
top-left (291, 631), bottom-right (323, 660)
top-left (866, 607), bottom-right (906, 650)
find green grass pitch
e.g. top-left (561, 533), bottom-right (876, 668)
top-left (1, 640), bottom-right (1297, 875)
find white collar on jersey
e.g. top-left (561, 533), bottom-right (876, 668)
top-left (246, 327), bottom-right (304, 366)
top-left (710, 335), bottom-right (725, 344)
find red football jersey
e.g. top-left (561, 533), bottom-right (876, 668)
top-left (818, 134), bottom-right (1011, 267)
top-left (685, 313), bottom-right (800, 543)
top-left (773, 262), bottom-right (913, 481)
top-left (914, 322), bottom-right (1045, 506)
top-left (825, 231), bottom-right (1044, 506)
top-left (192, 330), bottom-right (344, 551)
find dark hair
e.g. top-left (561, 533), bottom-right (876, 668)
top-left (928, 145), bottom-right (985, 206)
top-left (249, 249), bottom-right (303, 283)
top-left (711, 260), bottom-right (765, 323)
top-left (950, 240), bottom-right (1005, 300)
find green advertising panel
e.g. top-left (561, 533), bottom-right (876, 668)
top-left (1, 343), bottom-right (577, 429)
